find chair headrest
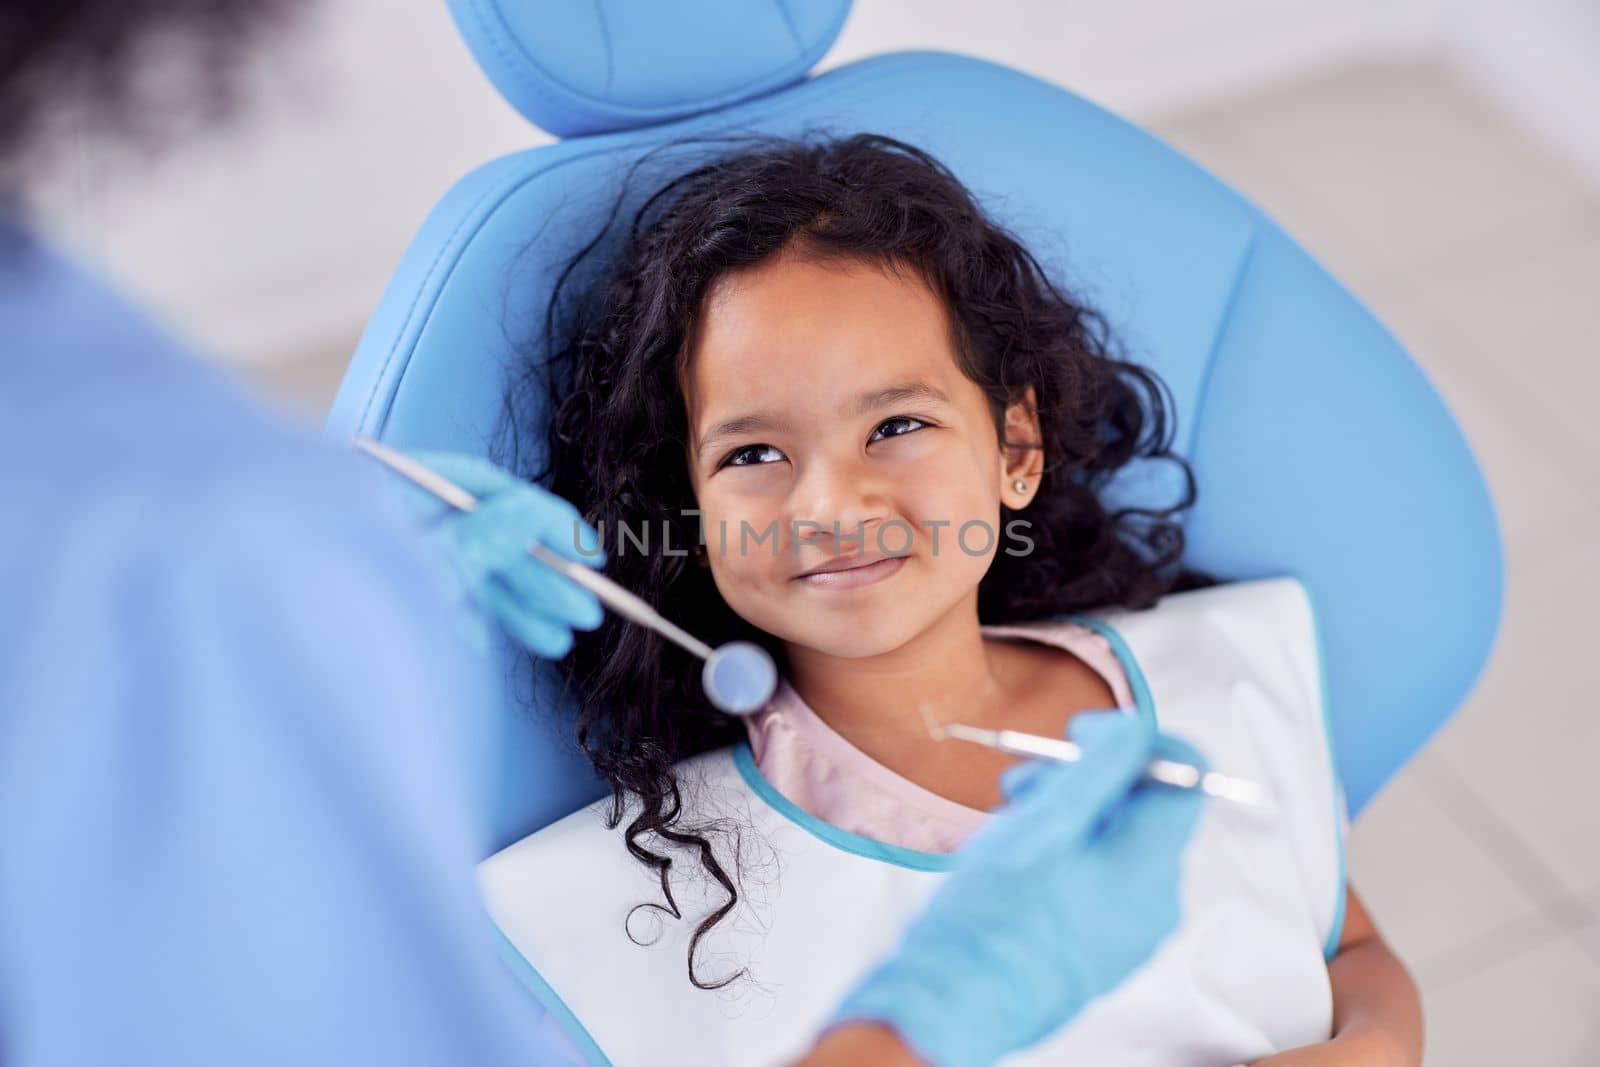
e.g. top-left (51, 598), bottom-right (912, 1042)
top-left (446, 0), bottom-right (854, 137)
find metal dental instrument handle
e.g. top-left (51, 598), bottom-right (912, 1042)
top-left (352, 437), bottom-right (777, 714)
top-left (354, 437), bottom-right (713, 657)
top-left (921, 706), bottom-right (1269, 808)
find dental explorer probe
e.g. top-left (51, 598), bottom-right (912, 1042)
top-left (920, 705), bottom-right (1269, 808)
top-left (353, 437), bottom-right (778, 716)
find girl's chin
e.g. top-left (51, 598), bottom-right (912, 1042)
top-left (784, 617), bottom-right (931, 661)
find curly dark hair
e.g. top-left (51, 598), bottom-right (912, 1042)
top-left (505, 131), bottom-right (1213, 990)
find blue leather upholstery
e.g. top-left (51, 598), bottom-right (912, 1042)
top-left (329, 9), bottom-right (1503, 850)
top-left (446, 0), bottom-right (852, 136)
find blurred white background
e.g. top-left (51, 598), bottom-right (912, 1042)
top-left (29, 0), bottom-right (1600, 376)
top-left (27, 3), bottom-right (1600, 1063)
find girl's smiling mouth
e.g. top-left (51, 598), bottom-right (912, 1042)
top-left (792, 553), bottom-right (909, 590)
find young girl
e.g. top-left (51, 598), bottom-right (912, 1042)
top-left (476, 133), bottom-right (1422, 1066)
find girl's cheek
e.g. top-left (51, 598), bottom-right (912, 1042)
top-left (887, 429), bottom-right (992, 483)
top-left (889, 442), bottom-right (998, 519)
top-left (697, 497), bottom-right (789, 588)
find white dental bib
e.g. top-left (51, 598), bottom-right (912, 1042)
top-left (480, 578), bottom-right (1346, 1066)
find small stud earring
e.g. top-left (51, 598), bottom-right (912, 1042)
top-left (1012, 478), bottom-right (1028, 493)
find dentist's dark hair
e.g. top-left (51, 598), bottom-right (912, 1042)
top-left (505, 131), bottom-right (1213, 990)
top-left (0, 0), bottom-right (306, 200)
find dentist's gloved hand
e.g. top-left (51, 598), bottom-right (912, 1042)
top-left (827, 711), bottom-right (1208, 1067)
top-left (402, 451), bottom-right (606, 659)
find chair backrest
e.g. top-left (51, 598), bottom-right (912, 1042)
top-left (328, 0), bottom-right (1503, 851)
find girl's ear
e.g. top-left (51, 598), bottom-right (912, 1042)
top-left (1000, 385), bottom-right (1044, 510)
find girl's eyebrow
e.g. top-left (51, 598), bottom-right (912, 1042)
top-left (695, 381), bottom-right (952, 455)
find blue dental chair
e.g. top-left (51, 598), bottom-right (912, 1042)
top-left (328, 0), bottom-right (1501, 869)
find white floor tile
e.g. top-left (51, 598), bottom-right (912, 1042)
top-left (1423, 532), bottom-right (1600, 897)
top-left (1349, 760), bottom-right (1542, 977)
top-left (1421, 927), bottom-right (1600, 1067)
top-left (1572, 902), bottom-right (1600, 972)
top-left (1408, 216), bottom-right (1600, 465)
top-left (1207, 62), bottom-right (1596, 284)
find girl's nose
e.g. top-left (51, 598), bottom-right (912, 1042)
top-left (789, 456), bottom-right (889, 555)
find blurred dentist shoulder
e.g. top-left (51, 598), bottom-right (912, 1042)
top-left (0, 213), bottom-right (559, 1064)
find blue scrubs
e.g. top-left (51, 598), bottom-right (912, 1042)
top-left (0, 217), bottom-right (568, 1064)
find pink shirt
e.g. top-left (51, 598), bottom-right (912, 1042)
top-left (742, 619), bottom-right (1135, 854)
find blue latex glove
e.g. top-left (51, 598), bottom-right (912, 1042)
top-left (404, 451), bottom-right (606, 659)
top-left (829, 710), bottom-right (1208, 1067)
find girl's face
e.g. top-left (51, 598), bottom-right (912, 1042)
top-left (682, 249), bottom-right (1041, 659)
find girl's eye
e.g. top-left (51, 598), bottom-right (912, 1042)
top-left (869, 416), bottom-right (929, 443)
top-left (721, 443), bottom-right (785, 469)
top-left (717, 418), bottom-right (928, 469)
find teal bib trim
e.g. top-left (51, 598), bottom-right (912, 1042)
top-left (731, 741), bottom-right (958, 871)
top-left (491, 922), bottom-right (614, 1066)
top-left (1290, 577), bottom-right (1349, 962)
top-left (1056, 612), bottom-right (1160, 730)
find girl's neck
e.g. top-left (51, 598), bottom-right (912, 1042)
top-left (783, 592), bottom-right (1018, 763)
